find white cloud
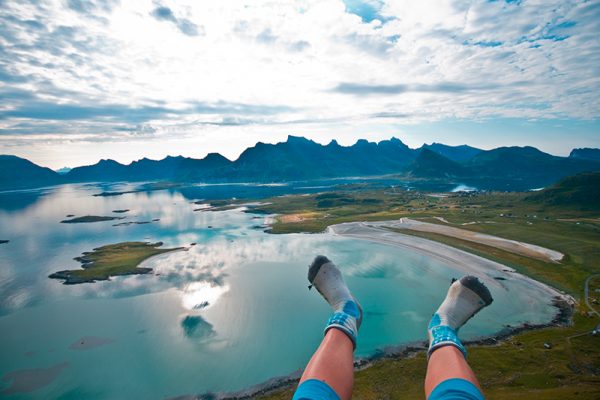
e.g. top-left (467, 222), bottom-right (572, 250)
top-left (0, 0), bottom-right (598, 166)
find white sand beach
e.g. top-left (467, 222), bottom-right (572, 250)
top-left (329, 221), bottom-right (572, 303)
top-left (371, 218), bottom-right (564, 263)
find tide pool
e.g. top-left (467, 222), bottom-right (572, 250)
top-left (0, 184), bottom-right (557, 399)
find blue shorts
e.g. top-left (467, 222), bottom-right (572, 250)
top-left (292, 379), bottom-right (340, 400)
top-left (292, 377), bottom-right (484, 400)
top-left (428, 378), bottom-right (485, 400)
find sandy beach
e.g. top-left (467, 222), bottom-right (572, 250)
top-left (328, 221), bottom-right (572, 304)
top-left (370, 218), bottom-right (565, 263)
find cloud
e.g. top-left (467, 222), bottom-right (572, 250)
top-left (0, 0), bottom-right (598, 164)
top-left (332, 82), bottom-right (503, 95)
top-left (150, 4), bottom-right (202, 37)
top-left (0, 97), bottom-right (293, 125)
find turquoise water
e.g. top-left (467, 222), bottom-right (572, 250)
top-left (0, 184), bottom-right (556, 399)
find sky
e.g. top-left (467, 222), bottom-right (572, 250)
top-left (0, 0), bottom-right (599, 169)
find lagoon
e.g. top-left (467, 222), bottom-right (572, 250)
top-left (0, 183), bottom-right (557, 399)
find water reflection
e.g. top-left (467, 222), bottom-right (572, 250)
top-left (181, 282), bottom-right (229, 310)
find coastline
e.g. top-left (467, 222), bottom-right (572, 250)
top-left (196, 220), bottom-right (576, 400)
top-left (328, 221), bottom-right (572, 304)
top-left (213, 298), bottom-right (574, 400)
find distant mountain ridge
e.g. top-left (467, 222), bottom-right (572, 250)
top-left (569, 148), bottom-right (600, 162)
top-left (1, 136), bottom-right (599, 191)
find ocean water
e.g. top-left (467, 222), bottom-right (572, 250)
top-left (0, 184), bottom-right (556, 399)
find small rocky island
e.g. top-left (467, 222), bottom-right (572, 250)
top-left (60, 215), bottom-right (125, 223)
top-left (49, 242), bottom-right (183, 284)
top-left (0, 240), bottom-right (9, 244)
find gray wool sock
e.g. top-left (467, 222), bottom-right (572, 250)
top-left (428, 276), bottom-right (493, 359)
top-left (308, 255), bottom-right (362, 349)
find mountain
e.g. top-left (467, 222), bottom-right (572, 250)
top-left (526, 171), bottom-right (600, 210)
top-left (569, 148), bottom-right (600, 162)
top-left (421, 143), bottom-right (482, 162)
top-left (55, 167), bottom-right (72, 175)
top-left (66, 159), bottom-right (130, 182)
top-left (230, 136), bottom-right (416, 180)
top-left (407, 149), bottom-right (466, 178)
top-left (64, 154), bottom-right (233, 183)
top-left (2, 137), bottom-right (600, 191)
top-left (467, 146), bottom-right (600, 187)
top-left (0, 155), bottom-right (63, 190)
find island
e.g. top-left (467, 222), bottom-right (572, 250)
top-left (48, 241), bottom-right (183, 284)
top-left (60, 215), bottom-right (125, 223)
top-left (0, 240), bottom-right (9, 244)
top-left (112, 209), bottom-right (130, 213)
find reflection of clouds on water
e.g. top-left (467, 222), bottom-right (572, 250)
top-left (69, 232), bottom-right (348, 304)
top-left (182, 282), bottom-right (229, 310)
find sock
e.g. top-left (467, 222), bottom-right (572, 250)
top-left (308, 255), bottom-right (362, 349)
top-left (428, 276), bottom-right (493, 359)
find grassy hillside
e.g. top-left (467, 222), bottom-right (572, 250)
top-left (526, 172), bottom-right (600, 210)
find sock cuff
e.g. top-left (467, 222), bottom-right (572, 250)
top-left (324, 312), bottom-right (358, 349)
top-left (428, 325), bottom-right (467, 359)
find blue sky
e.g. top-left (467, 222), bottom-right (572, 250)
top-left (0, 0), bottom-right (599, 168)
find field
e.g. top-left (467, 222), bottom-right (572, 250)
top-left (248, 190), bottom-right (600, 399)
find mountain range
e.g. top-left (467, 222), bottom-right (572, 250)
top-left (1, 136), bottom-right (599, 191)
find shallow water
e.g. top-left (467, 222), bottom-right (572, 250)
top-left (0, 184), bottom-right (556, 398)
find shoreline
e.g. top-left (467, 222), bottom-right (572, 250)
top-left (196, 220), bottom-right (576, 400)
top-left (209, 297), bottom-right (574, 400)
top-left (329, 221), bottom-right (572, 304)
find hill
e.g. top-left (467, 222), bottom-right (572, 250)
top-left (525, 171), bottom-right (600, 210)
top-left (467, 146), bottom-right (600, 188)
top-left (408, 148), bottom-right (466, 178)
top-left (569, 148), bottom-right (600, 162)
top-left (0, 155), bottom-right (63, 190)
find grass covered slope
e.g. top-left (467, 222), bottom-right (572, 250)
top-left (526, 171), bottom-right (600, 210)
top-left (251, 185), bottom-right (600, 399)
top-left (49, 242), bottom-right (183, 284)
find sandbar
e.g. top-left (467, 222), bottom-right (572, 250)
top-left (329, 221), bottom-right (571, 303)
top-left (373, 218), bottom-right (564, 263)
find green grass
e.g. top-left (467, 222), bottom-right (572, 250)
top-left (48, 241), bottom-right (183, 284)
top-left (252, 190), bottom-right (600, 400)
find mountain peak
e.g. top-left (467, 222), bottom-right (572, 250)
top-left (286, 135), bottom-right (313, 144)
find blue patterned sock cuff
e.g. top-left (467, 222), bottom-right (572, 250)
top-left (428, 325), bottom-right (467, 359)
top-left (324, 311), bottom-right (358, 349)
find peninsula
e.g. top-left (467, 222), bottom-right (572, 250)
top-left (48, 241), bottom-right (183, 284)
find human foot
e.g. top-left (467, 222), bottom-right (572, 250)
top-left (428, 276), bottom-right (493, 358)
top-left (308, 255), bottom-right (362, 348)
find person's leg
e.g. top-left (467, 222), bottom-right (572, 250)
top-left (425, 276), bottom-right (493, 400)
top-left (293, 256), bottom-right (362, 400)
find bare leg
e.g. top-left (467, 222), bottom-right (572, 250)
top-left (298, 328), bottom-right (354, 400)
top-left (425, 345), bottom-right (481, 398)
top-left (425, 276), bottom-right (492, 399)
top-left (293, 256), bottom-right (362, 400)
